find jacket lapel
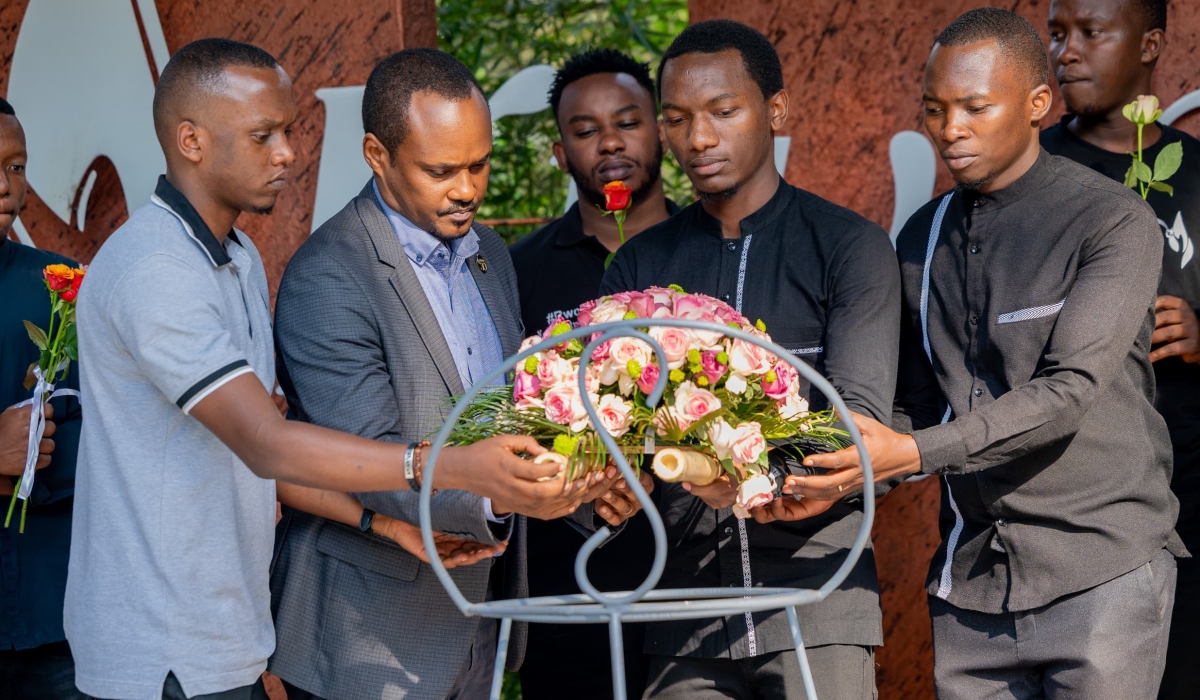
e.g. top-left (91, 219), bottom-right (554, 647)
top-left (353, 181), bottom-right (465, 396)
top-left (468, 237), bottom-right (522, 357)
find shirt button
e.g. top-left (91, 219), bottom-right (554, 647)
top-left (970, 314), bottom-right (979, 325)
top-left (973, 388), bottom-right (984, 397)
top-left (973, 200), bottom-right (981, 208)
top-left (996, 518), bottom-right (1008, 526)
top-left (415, 254), bottom-right (423, 263)
top-left (467, 347), bottom-right (473, 355)
top-left (721, 293), bottom-right (731, 301)
top-left (727, 242), bottom-right (737, 252)
top-left (724, 526), bottom-right (733, 535)
top-left (970, 245), bottom-right (980, 254)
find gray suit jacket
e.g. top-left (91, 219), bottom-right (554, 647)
top-left (268, 182), bottom-right (529, 700)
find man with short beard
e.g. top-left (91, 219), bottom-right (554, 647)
top-left (267, 48), bottom-right (636, 700)
top-left (510, 49), bottom-right (671, 700)
top-left (601, 20), bottom-right (900, 700)
top-left (793, 8), bottom-right (1183, 699)
top-left (1038, 2), bottom-right (1199, 694)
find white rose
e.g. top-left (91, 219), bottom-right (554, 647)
top-left (706, 418), bottom-right (737, 462)
top-left (590, 299), bottom-right (630, 325)
top-left (778, 393), bottom-right (810, 421)
top-left (724, 372), bottom-right (748, 395)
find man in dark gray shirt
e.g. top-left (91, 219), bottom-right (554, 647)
top-left (793, 9), bottom-right (1183, 700)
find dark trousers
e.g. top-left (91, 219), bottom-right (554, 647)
top-left (159, 673), bottom-right (267, 700)
top-left (0, 640), bottom-right (85, 700)
top-left (642, 645), bottom-right (876, 700)
top-left (519, 621), bottom-right (650, 700)
top-left (930, 548), bottom-right (1176, 700)
top-left (1158, 557), bottom-right (1200, 700)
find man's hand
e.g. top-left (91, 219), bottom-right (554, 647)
top-left (1150, 296), bottom-right (1200, 364)
top-left (594, 467), bottom-right (655, 527)
top-left (749, 494), bottom-right (838, 524)
top-left (0, 404), bottom-right (55, 476)
top-left (477, 441), bottom-right (609, 523)
top-left (785, 411), bottom-right (921, 501)
top-left (682, 473), bottom-right (738, 509)
top-left (372, 514), bottom-right (504, 569)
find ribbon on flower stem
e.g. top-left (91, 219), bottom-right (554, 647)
top-left (13, 362), bottom-right (79, 501)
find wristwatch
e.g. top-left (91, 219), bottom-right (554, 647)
top-left (359, 508), bottom-right (376, 533)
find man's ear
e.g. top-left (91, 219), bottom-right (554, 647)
top-left (362, 133), bottom-right (391, 181)
top-left (768, 89), bottom-right (789, 133)
top-left (1142, 27), bottom-right (1166, 66)
top-left (1029, 83), bottom-right (1054, 124)
top-left (176, 121), bottom-right (203, 165)
top-left (551, 141), bottom-right (570, 175)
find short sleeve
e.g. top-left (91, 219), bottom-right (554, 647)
top-left (110, 254), bottom-right (253, 413)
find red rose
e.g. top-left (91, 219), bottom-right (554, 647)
top-left (43, 264), bottom-right (74, 291)
top-left (602, 180), bottom-right (632, 211)
top-left (60, 272), bottom-right (84, 303)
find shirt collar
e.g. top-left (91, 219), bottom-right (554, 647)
top-left (150, 175), bottom-right (232, 267)
top-left (960, 148), bottom-right (1056, 212)
top-left (693, 177), bottom-right (794, 238)
top-left (372, 181), bottom-right (479, 267)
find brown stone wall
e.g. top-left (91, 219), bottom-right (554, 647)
top-left (685, 2), bottom-right (1200, 698)
top-left (0, 0), bottom-right (437, 302)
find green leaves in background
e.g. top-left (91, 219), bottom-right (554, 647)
top-left (438, 0), bottom-right (691, 244)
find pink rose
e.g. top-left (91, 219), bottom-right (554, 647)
top-left (627, 293), bottom-right (657, 319)
top-left (673, 382), bottom-right (722, 422)
top-left (700, 350), bottom-right (727, 385)
top-left (636, 362), bottom-right (660, 395)
top-left (536, 352), bottom-right (574, 389)
top-left (645, 286), bottom-right (679, 308)
top-left (609, 337), bottom-right (652, 368)
top-left (730, 422), bottom-right (766, 466)
top-left (513, 371), bottom-right (540, 402)
top-left (519, 335), bottom-right (544, 353)
top-left (590, 298), bottom-right (630, 325)
top-left (689, 312), bottom-right (726, 348)
top-left (544, 384), bottom-right (586, 429)
top-left (711, 299), bottom-right (745, 326)
top-left (585, 366), bottom-right (601, 394)
top-left (590, 339), bottom-right (612, 363)
top-left (654, 405), bottom-right (692, 436)
top-left (728, 338), bottom-right (773, 376)
top-left (610, 291), bottom-right (639, 305)
top-left (595, 394), bottom-right (633, 438)
top-left (761, 360), bottom-right (798, 399)
top-left (733, 472), bottom-right (777, 519)
top-left (650, 326), bottom-right (692, 369)
top-left (576, 299), bottom-right (597, 327)
top-left (673, 293), bottom-right (712, 320)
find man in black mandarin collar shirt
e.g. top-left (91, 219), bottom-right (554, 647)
top-left (510, 49), bottom-right (674, 700)
top-left (796, 10), bottom-right (1183, 699)
top-left (601, 21), bottom-right (900, 700)
top-left (1039, 1), bottom-right (1200, 696)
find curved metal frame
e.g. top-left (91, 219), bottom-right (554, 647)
top-left (419, 319), bottom-right (874, 700)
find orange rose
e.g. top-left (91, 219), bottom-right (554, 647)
top-left (602, 180), bottom-right (632, 211)
top-left (43, 264), bottom-right (74, 292)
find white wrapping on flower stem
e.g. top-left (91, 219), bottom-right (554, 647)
top-left (12, 362), bottom-right (78, 500)
top-left (652, 447), bottom-right (721, 486)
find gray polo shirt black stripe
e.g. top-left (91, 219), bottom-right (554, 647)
top-left (66, 175), bottom-right (278, 700)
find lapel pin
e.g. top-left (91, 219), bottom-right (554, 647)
top-left (477, 255), bottom-right (488, 273)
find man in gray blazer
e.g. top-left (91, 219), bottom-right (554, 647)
top-left (268, 49), bottom-right (632, 700)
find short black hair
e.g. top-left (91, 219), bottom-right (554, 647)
top-left (549, 49), bottom-right (656, 121)
top-left (658, 20), bottom-right (784, 101)
top-left (1132, 0), bottom-right (1168, 32)
top-left (0, 97), bottom-right (14, 116)
top-left (152, 38), bottom-right (281, 142)
top-left (362, 48), bottom-right (485, 155)
top-left (935, 8), bottom-right (1049, 90)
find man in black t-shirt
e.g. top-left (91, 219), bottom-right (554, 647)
top-left (1041, 2), bottom-right (1198, 696)
top-left (509, 49), bottom-right (674, 700)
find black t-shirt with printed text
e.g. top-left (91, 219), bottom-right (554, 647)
top-left (1043, 117), bottom-right (1200, 558)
